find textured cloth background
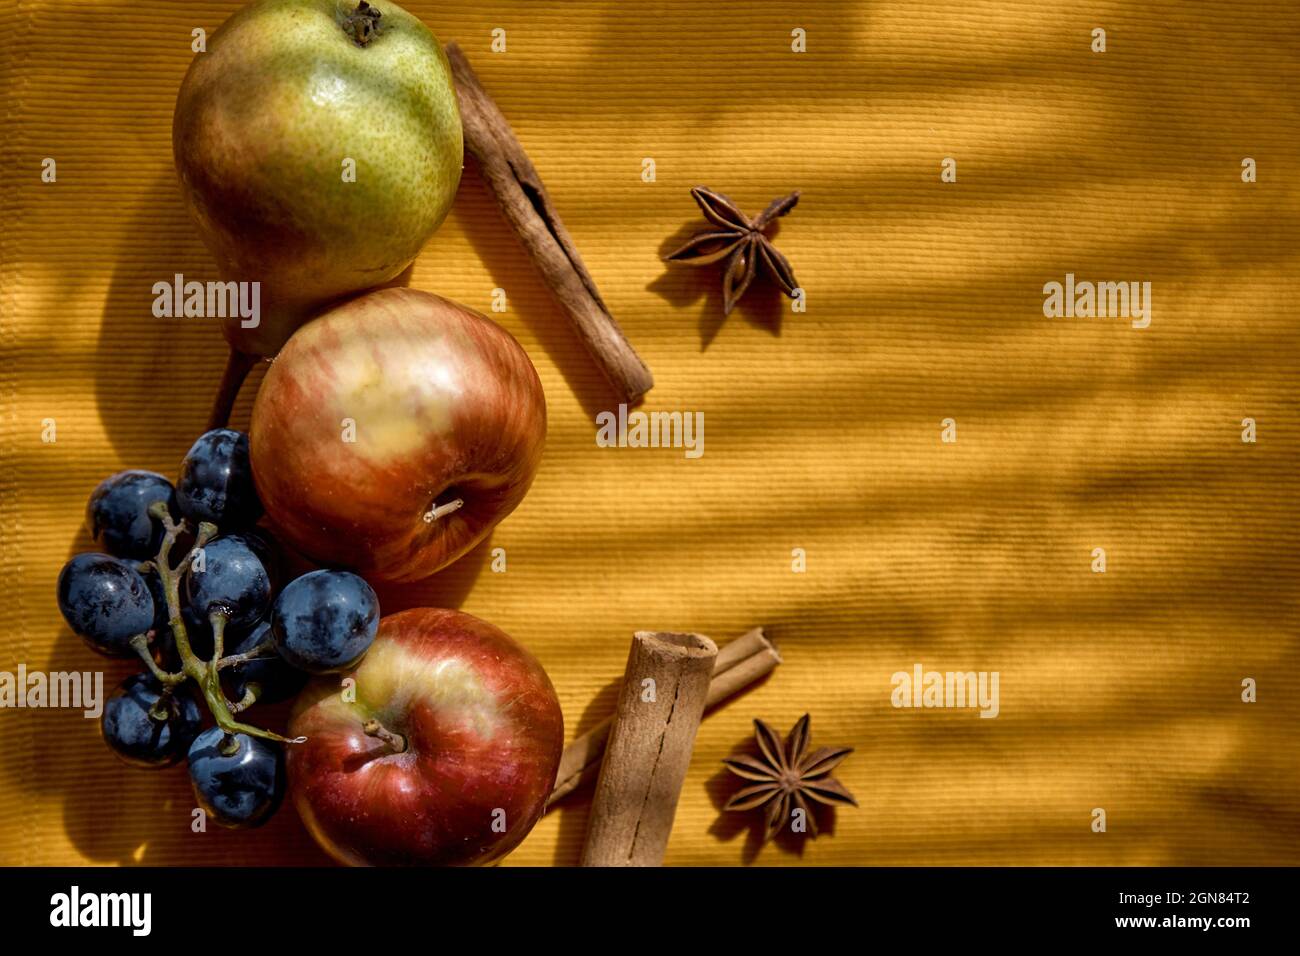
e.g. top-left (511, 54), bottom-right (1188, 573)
top-left (1, 0), bottom-right (1297, 866)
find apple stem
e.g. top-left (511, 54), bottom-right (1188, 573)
top-left (362, 718), bottom-right (407, 754)
top-left (425, 497), bottom-right (464, 522)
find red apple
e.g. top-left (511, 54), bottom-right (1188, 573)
top-left (288, 607), bottom-right (564, 866)
top-left (249, 286), bottom-right (546, 582)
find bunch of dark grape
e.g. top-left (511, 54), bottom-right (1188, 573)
top-left (59, 429), bottom-right (381, 828)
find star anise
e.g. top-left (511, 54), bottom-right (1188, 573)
top-left (664, 186), bottom-right (800, 315)
top-left (722, 714), bottom-right (856, 842)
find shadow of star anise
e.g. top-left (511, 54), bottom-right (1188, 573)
top-left (722, 714), bottom-right (856, 843)
top-left (663, 186), bottom-right (800, 315)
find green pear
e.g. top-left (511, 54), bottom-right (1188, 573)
top-left (173, 0), bottom-right (463, 357)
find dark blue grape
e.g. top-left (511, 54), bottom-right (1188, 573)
top-left (143, 568), bottom-right (171, 634)
top-left (153, 564), bottom-right (277, 668)
top-left (235, 528), bottom-right (283, 591)
top-left (185, 534), bottom-right (271, 631)
top-left (187, 728), bottom-right (284, 828)
top-left (176, 429), bottom-right (261, 528)
top-left (57, 553), bottom-right (155, 657)
top-left (101, 674), bottom-right (201, 768)
top-left (271, 570), bottom-right (379, 674)
top-left (223, 620), bottom-right (307, 705)
top-left (152, 530), bottom-right (279, 665)
top-left (86, 470), bottom-right (178, 560)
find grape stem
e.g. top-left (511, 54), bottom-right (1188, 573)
top-left (129, 634), bottom-right (185, 687)
top-left (175, 522), bottom-right (217, 576)
top-left (228, 684), bottom-right (260, 715)
top-left (209, 611), bottom-right (228, 662)
top-left (216, 637), bottom-right (276, 671)
top-left (145, 501), bottom-right (306, 747)
top-left (148, 686), bottom-right (175, 724)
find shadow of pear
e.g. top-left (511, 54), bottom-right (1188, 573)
top-left (97, 173), bottom-right (424, 450)
top-left (96, 173), bottom-right (233, 457)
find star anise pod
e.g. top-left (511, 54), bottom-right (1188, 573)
top-left (664, 186), bottom-right (800, 315)
top-left (722, 714), bottom-right (856, 842)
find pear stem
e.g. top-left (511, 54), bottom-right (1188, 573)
top-left (208, 348), bottom-right (258, 429)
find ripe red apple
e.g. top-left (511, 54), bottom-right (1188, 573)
top-left (288, 607), bottom-right (564, 866)
top-left (173, 0), bottom-right (463, 357)
top-left (249, 286), bottom-right (546, 582)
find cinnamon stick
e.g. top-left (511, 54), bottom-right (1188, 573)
top-left (446, 42), bottom-right (654, 405)
top-left (580, 631), bottom-right (717, 866)
top-left (548, 627), bottom-right (779, 806)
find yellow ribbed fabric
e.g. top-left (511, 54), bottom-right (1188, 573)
top-left (1, 0), bottom-right (1297, 866)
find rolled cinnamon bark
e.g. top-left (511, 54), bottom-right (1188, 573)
top-left (445, 42), bottom-right (655, 405)
top-left (580, 631), bottom-right (717, 866)
top-left (547, 627), bottom-right (779, 806)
